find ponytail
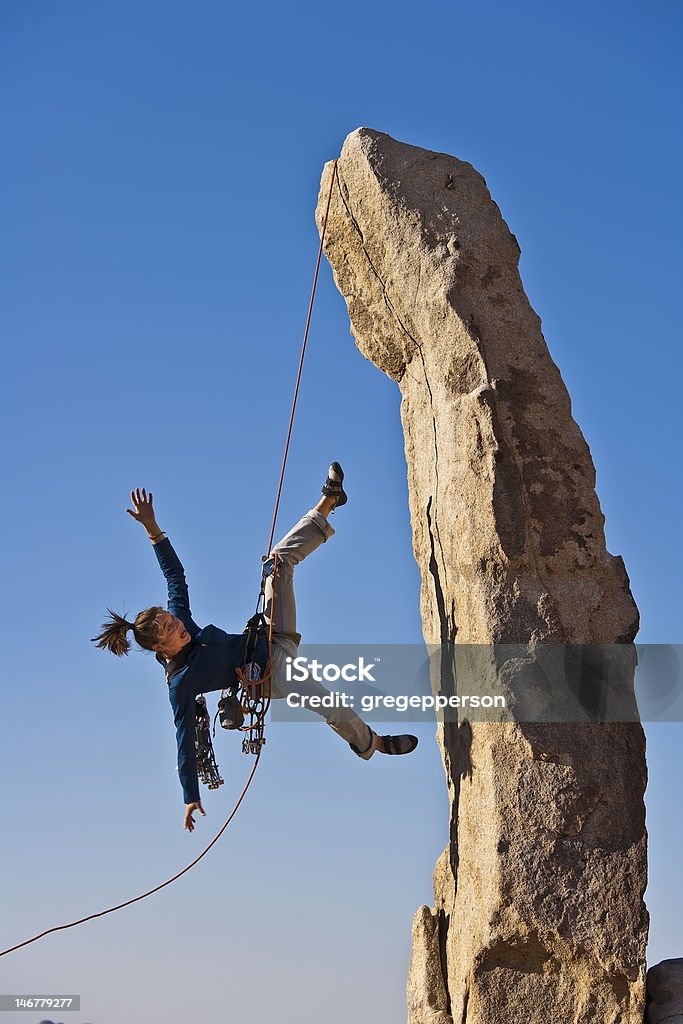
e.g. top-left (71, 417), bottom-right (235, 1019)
top-left (92, 606), bottom-right (164, 657)
top-left (91, 609), bottom-right (137, 657)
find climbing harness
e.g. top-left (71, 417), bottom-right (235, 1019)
top-left (235, 553), bottom-right (278, 755)
top-left (210, 552), bottom-right (277, 770)
top-left (0, 158), bottom-right (339, 959)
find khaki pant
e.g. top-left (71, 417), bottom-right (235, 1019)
top-left (264, 509), bottom-right (376, 759)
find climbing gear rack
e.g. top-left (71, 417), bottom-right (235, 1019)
top-left (194, 695), bottom-right (224, 790)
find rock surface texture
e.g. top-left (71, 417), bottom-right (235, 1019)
top-left (646, 959), bottom-right (683, 1024)
top-left (316, 129), bottom-right (648, 1024)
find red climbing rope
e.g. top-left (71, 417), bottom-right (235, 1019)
top-left (267, 159), bottom-right (338, 555)
top-left (0, 158), bottom-right (339, 959)
top-left (0, 754), bottom-right (262, 957)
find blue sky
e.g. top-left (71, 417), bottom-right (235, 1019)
top-left (1, 2), bottom-right (681, 1021)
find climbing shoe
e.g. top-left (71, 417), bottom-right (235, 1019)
top-left (217, 692), bottom-right (245, 731)
top-left (321, 461), bottom-right (347, 511)
top-left (377, 734), bottom-right (419, 755)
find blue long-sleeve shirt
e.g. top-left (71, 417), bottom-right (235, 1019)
top-left (153, 537), bottom-right (268, 804)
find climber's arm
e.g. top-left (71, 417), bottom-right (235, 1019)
top-left (173, 695), bottom-right (205, 830)
top-left (126, 487), bottom-right (198, 626)
top-left (152, 536), bottom-right (196, 622)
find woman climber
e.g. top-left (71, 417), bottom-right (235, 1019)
top-left (93, 464), bottom-right (418, 832)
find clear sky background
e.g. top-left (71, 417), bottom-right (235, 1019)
top-left (1, 2), bottom-right (681, 1022)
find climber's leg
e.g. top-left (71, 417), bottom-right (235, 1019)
top-left (263, 509), bottom-right (334, 635)
top-left (269, 650), bottom-right (378, 756)
top-left (269, 646), bottom-right (419, 759)
top-left (263, 463), bottom-right (346, 635)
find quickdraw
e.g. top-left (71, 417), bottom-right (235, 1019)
top-left (194, 695), bottom-right (224, 790)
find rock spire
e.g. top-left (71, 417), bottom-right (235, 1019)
top-left (316, 128), bottom-right (648, 1024)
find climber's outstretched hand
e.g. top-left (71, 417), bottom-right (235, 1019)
top-left (184, 802), bottom-right (206, 833)
top-left (126, 487), bottom-right (158, 531)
